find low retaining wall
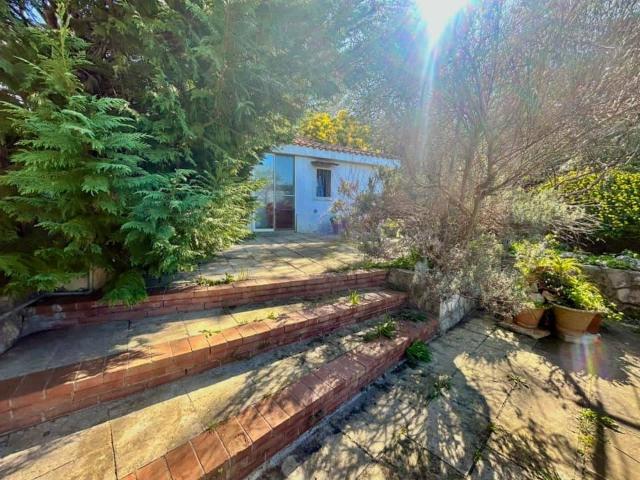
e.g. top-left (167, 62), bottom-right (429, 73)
top-left (0, 290), bottom-right (405, 435)
top-left (120, 318), bottom-right (439, 480)
top-left (582, 265), bottom-right (640, 313)
top-left (387, 268), bottom-right (476, 332)
top-left (0, 270), bottom-right (388, 355)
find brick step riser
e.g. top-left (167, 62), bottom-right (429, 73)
top-left (26, 271), bottom-right (388, 329)
top-left (122, 319), bottom-right (439, 480)
top-left (0, 293), bottom-right (406, 435)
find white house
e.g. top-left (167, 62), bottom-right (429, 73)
top-left (251, 137), bottom-right (397, 234)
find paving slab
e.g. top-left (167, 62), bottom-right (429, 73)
top-left (0, 407), bottom-right (112, 480)
top-left (468, 448), bottom-right (537, 480)
top-left (265, 313), bottom-right (640, 480)
top-left (182, 232), bottom-right (367, 285)
top-left (110, 386), bottom-right (202, 477)
top-left (0, 314), bottom-right (388, 480)
top-left (285, 432), bottom-right (372, 480)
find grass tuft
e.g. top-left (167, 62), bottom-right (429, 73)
top-left (577, 408), bottom-right (618, 455)
top-left (406, 340), bottom-right (432, 366)
top-left (196, 272), bottom-right (235, 287)
top-left (427, 374), bottom-right (452, 399)
top-left (348, 290), bottom-right (361, 306)
top-left (363, 317), bottom-right (397, 341)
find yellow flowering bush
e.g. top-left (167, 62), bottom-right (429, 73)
top-left (299, 110), bottom-right (372, 150)
top-left (557, 170), bottom-right (640, 239)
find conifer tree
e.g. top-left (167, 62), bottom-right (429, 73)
top-left (0, 6), bottom-right (150, 299)
top-left (0, 1), bottom-right (341, 301)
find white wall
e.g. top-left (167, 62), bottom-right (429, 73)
top-left (294, 156), bottom-right (378, 234)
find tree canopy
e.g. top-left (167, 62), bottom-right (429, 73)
top-left (298, 110), bottom-right (372, 150)
top-left (0, 0), bottom-right (341, 300)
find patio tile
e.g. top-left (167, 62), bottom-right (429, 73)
top-left (182, 232), bottom-right (363, 279)
top-left (285, 433), bottom-right (371, 480)
top-left (0, 407), bottom-right (112, 480)
top-left (111, 391), bottom-right (203, 477)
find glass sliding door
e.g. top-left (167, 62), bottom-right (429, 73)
top-left (274, 155), bottom-right (295, 229)
top-left (253, 154), bottom-right (295, 231)
top-left (254, 154), bottom-right (275, 230)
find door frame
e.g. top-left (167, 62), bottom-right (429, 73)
top-left (253, 154), bottom-right (296, 232)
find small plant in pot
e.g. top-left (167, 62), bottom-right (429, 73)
top-left (514, 298), bottom-right (548, 329)
top-left (512, 239), bottom-right (618, 338)
top-left (537, 256), bottom-right (614, 338)
top-left (512, 242), bottom-right (550, 329)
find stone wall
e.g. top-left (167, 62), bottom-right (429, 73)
top-left (388, 268), bottom-right (476, 332)
top-left (581, 264), bottom-right (640, 313)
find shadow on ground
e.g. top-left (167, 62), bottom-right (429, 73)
top-left (261, 314), bottom-right (640, 480)
top-left (0, 300), bottom-right (386, 479)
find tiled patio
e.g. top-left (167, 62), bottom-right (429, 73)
top-left (184, 232), bottom-right (366, 283)
top-left (263, 316), bottom-right (640, 480)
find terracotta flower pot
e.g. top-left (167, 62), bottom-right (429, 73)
top-left (587, 313), bottom-right (603, 334)
top-left (552, 304), bottom-right (599, 336)
top-left (514, 308), bottom-right (546, 329)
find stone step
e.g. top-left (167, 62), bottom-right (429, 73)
top-left (25, 270), bottom-right (387, 331)
top-left (0, 311), bottom-right (437, 480)
top-left (0, 289), bottom-right (406, 435)
top-left (119, 317), bottom-right (439, 480)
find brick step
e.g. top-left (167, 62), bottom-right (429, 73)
top-left (0, 311), bottom-right (433, 480)
top-left (26, 270), bottom-right (388, 330)
top-left (120, 317), bottom-right (439, 480)
top-left (0, 290), bottom-right (406, 435)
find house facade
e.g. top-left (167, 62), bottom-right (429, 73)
top-left (252, 137), bottom-right (397, 234)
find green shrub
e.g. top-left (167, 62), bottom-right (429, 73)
top-left (363, 318), bottom-right (397, 341)
top-left (554, 170), bottom-right (640, 241)
top-left (0, 1), bottom-right (336, 302)
top-left (406, 340), bottom-right (432, 366)
top-left (396, 309), bottom-right (427, 322)
top-left (512, 240), bottom-right (618, 316)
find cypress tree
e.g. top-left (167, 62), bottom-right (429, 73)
top-left (0, 0), bottom-right (341, 301)
top-left (0, 6), bottom-right (151, 300)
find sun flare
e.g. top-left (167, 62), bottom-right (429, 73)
top-left (415, 0), bottom-right (470, 43)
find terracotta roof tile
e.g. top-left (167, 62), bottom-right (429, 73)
top-left (291, 136), bottom-right (393, 159)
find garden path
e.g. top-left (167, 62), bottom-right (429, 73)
top-left (262, 314), bottom-right (640, 480)
top-left (178, 232), bottom-right (365, 285)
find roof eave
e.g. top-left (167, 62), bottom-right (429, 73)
top-left (273, 144), bottom-right (399, 168)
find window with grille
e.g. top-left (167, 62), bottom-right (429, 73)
top-left (316, 168), bottom-right (332, 198)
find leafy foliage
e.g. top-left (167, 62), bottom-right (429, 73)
top-left (363, 317), bottom-right (397, 342)
top-left (0, 12), bottom-right (149, 295)
top-left (512, 240), bottom-right (617, 316)
top-left (299, 110), bottom-right (372, 150)
top-left (405, 340), bottom-right (431, 367)
top-left (0, 1), bottom-right (339, 300)
top-left (554, 170), bottom-right (640, 241)
top-left (101, 271), bottom-right (148, 306)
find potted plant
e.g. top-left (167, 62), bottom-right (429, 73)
top-left (512, 240), bottom-right (616, 338)
top-left (551, 280), bottom-right (606, 336)
top-left (514, 299), bottom-right (548, 329)
top-left (512, 242), bottom-right (551, 329)
top-left (537, 256), bottom-right (610, 337)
